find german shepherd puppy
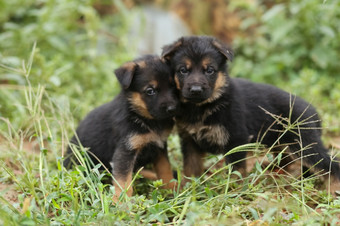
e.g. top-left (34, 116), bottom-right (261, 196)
top-left (161, 35), bottom-right (340, 194)
top-left (64, 55), bottom-right (178, 201)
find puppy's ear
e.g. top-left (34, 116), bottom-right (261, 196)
top-left (114, 62), bottom-right (137, 89)
top-left (212, 39), bottom-right (234, 62)
top-left (161, 38), bottom-right (183, 61)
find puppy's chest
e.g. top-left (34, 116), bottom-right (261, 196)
top-left (177, 120), bottom-right (230, 148)
top-left (125, 129), bottom-right (170, 151)
top-left (177, 102), bottom-right (229, 149)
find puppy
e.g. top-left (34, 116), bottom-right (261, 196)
top-left (64, 55), bottom-right (178, 201)
top-left (161, 35), bottom-right (340, 193)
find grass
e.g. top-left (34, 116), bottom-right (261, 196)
top-left (1, 46), bottom-right (340, 225)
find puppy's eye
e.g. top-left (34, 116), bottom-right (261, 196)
top-left (205, 66), bottom-right (215, 76)
top-left (145, 87), bottom-right (156, 96)
top-left (179, 67), bottom-right (189, 76)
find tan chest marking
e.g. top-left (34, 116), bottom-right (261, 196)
top-left (178, 122), bottom-right (229, 147)
top-left (127, 129), bottom-right (171, 151)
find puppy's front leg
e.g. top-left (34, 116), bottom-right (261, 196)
top-left (111, 148), bottom-right (137, 203)
top-left (154, 145), bottom-right (176, 189)
top-left (225, 141), bottom-right (248, 178)
top-left (181, 135), bottom-right (205, 180)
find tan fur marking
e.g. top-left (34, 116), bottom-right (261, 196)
top-left (154, 154), bottom-right (176, 189)
top-left (215, 72), bottom-right (226, 90)
top-left (136, 60), bottom-right (146, 68)
top-left (201, 57), bottom-right (211, 69)
top-left (122, 61), bottom-right (136, 71)
top-left (174, 75), bottom-right (181, 90)
top-left (129, 92), bottom-right (153, 119)
top-left (184, 58), bottom-right (192, 69)
top-left (161, 57), bottom-right (167, 63)
top-left (127, 132), bottom-right (165, 151)
top-left (140, 169), bottom-right (158, 180)
top-left (113, 171), bottom-right (133, 203)
top-left (198, 72), bottom-right (227, 105)
top-left (148, 80), bottom-right (158, 88)
top-left (177, 122), bottom-right (229, 147)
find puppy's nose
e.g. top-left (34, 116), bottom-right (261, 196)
top-left (190, 85), bottom-right (203, 95)
top-left (166, 105), bottom-right (176, 115)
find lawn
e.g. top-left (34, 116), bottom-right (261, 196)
top-left (1, 0), bottom-right (340, 225)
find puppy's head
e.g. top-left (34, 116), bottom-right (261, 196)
top-left (115, 55), bottom-right (178, 120)
top-left (161, 36), bottom-right (233, 105)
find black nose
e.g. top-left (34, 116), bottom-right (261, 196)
top-left (166, 105), bottom-right (176, 115)
top-left (190, 85), bottom-right (203, 95)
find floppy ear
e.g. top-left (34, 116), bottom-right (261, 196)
top-left (114, 62), bottom-right (137, 89)
top-left (161, 38), bottom-right (183, 61)
top-left (212, 39), bottom-right (234, 62)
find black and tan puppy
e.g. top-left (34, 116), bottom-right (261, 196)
top-left (64, 55), bottom-right (178, 201)
top-left (162, 35), bottom-right (340, 193)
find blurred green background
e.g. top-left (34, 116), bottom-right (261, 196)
top-left (1, 0), bottom-right (340, 136)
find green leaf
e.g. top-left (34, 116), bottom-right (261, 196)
top-left (255, 161), bottom-right (263, 173)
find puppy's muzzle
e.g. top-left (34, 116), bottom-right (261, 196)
top-left (166, 105), bottom-right (176, 115)
top-left (190, 85), bottom-right (203, 95)
top-left (160, 103), bottom-right (177, 117)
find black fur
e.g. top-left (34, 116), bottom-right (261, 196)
top-left (162, 36), bottom-right (340, 184)
top-left (64, 55), bottom-right (178, 197)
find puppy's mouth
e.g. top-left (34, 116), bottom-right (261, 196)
top-left (155, 114), bottom-right (175, 120)
top-left (151, 105), bottom-right (178, 120)
top-left (182, 86), bottom-right (211, 103)
top-left (182, 96), bottom-right (207, 103)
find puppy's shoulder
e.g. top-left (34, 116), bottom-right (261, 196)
top-left (75, 94), bottom-right (128, 135)
top-left (231, 77), bottom-right (263, 91)
top-left (231, 77), bottom-right (285, 97)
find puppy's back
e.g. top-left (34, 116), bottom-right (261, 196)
top-left (64, 94), bottom-right (129, 169)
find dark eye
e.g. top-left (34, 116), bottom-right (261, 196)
top-left (205, 66), bottom-right (215, 76)
top-left (145, 87), bottom-right (156, 96)
top-left (179, 67), bottom-right (189, 76)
